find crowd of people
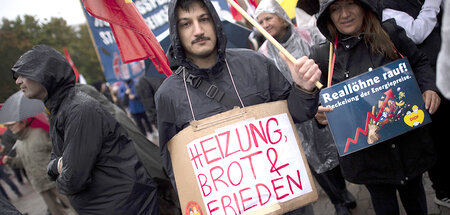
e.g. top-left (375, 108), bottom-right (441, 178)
top-left (0, 0), bottom-right (449, 214)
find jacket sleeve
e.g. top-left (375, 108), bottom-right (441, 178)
top-left (155, 90), bottom-right (179, 191)
top-left (136, 78), bottom-right (157, 123)
top-left (265, 55), bottom-right (320, 123)
top-left (384, 19), bottom-right (438, 92)
top-left (55, 103), bottom-right (103, 195)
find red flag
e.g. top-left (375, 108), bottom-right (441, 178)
top-left (82, 0), bottom-right (172, 77)
top-left (229, 0), bottom-right (243, 21)
top-left (63, 47), bottom-right (80, 83)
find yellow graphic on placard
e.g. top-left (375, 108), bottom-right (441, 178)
top-left (404, 105), bottom-right (424, 127)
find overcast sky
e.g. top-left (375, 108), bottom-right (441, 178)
top-left (0, 0), bottom-right (86, 26)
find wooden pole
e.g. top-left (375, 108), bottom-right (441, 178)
top-left (226, 0), bottom-right (323, 89)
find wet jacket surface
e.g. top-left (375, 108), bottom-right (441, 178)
top-left (77, 83), bottom-right (181, 215)
top-left (310, 0), bottom-right (437, 185)
top-left (156, 0), bottom-right (319, 189)
top-left (12, 45), bottom-right (158, 214)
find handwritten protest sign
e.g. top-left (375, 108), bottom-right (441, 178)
top-left (319, 58), bottom-right (431, 156)
top-left (168, 101), bottom-right (317, 215)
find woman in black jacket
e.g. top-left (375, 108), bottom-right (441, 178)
top-left (309, 0), bottom-right (441, 214)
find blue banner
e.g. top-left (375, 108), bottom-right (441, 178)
top-left (81, 0), bottom-right (233, 83)
top-left (319, 58), bottom-right (431, 156)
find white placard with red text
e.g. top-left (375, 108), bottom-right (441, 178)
top-left (187, 113), bottom-right (313, 214)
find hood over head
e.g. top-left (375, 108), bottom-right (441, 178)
top-left (11, 45), bottom-right (75, 111)
top-left (255, 0), bottom-right (292, 25)
top-left (168, 0), bottom-right (227, 70)
top-left (316, 0), bottom-right (383, 41)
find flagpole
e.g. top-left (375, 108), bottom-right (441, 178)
top-left (79, 0), bottom-right (106, 75)
top-left (226, 0), bottom-right (323, 89)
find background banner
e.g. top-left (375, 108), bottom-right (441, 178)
top-left (319, 58), bottom-right (431, 156)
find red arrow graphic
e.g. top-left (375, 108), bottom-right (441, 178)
top-left (344, 89), bottom-right (393, 153)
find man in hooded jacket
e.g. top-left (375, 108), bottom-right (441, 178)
top-left (11, 44), bottom-right (159, 215)
top-left (156, 0), bottom-right (321, 202)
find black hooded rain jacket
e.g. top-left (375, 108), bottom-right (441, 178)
top-left (12, 45), bottom-right (159, 215)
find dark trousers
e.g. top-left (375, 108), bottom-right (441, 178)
top-left (428, 97), bottom-right (450, 198)
top-left (365, 175), bottom-right (427, 215)
top-left (0, 184), bottom-right (9, 200)
top-left (131, 112), bottom-right (153, 135)
top-left (12, 168), bottom-right (26, 184)
top-left (311, 165), bottom-right (347, 204)
top-left (0, 166), bottom-right (21, 197)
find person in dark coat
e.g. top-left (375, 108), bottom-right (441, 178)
top-left (77, 83), bottom-right (181, 215)
top-left (11, 44), bottom-right (159, 215)
top-left (1, 129), bottom-right (27, 185)
top-left (0, 193), bottom-right (22, 215)
top-left (382, 0), bottom-right (450, 208)
top-left (156, 1), bottom-right (321, 215)
top-left (136, 75), bottom-right (165, 130)
top-left (310, 0), bottom-right (441, 214)
top-left (119, 78), bottom-right (154, 136)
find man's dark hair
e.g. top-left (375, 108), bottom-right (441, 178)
top-left (176, 0), bottom-right (206, 12)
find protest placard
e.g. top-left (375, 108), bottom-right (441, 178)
top-left (168, 101), bottom-right (317, 215)
top-left (319, 58), bottom-right (432, 156)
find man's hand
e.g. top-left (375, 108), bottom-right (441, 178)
top-left (315, 106), bottom-right (333, 125)
top-left (47, 157), bottom-right (62, 181)
top-left (279, 53), bottom-right (322, 92)
top-left (423, 90), bottom-right (440, 114)
top-left (57, 158), bottom-right (63, 174)
top-left (2, 155), bottom-right (11, 164)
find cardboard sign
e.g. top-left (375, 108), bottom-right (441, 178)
top-left (168, 101), bottom-right (317, 215)
top-left (319, 58), bottom-right (432, 156)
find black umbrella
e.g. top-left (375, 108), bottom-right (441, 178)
top-left (0, 91), bottom-right (46, 124)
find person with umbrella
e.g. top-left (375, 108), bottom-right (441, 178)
top-left (11, 44), bottom-right (160, 214)
top-left (2, 114), bottom-right (75, 215)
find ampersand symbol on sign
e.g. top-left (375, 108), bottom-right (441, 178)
top-left (267, 148), bottom-right (289, 176)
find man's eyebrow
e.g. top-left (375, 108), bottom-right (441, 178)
top-left (178, 12), bottom-right (210, 22)
top-left (177, 17), bottom-right (190, 23)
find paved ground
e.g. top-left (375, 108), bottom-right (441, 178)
top-left (2, 168), bottom-right (449, 215)
top-left (310, 172), bottom-right (450, 215)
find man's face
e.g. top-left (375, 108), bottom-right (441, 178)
top-left (177, 1), bottom-right (217, 61)
top-left (5, 121), bottom-right (26, 135)
top-left (257, 12), bottom-right (288, 40)
top-left (329, 0), bottom-right (364, 36)
top-left (15, 75), bottom-right (48, 100)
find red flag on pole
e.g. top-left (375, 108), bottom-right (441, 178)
top-left (63, 47), bottom-right (80, 83)
top-left (82, 0), bottom-right (172, 77)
